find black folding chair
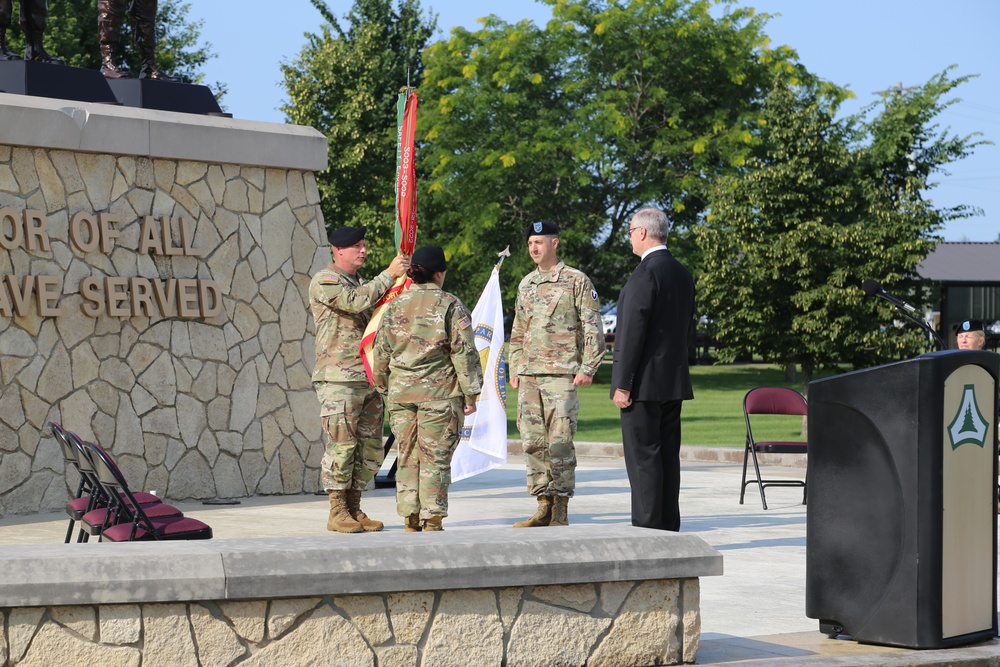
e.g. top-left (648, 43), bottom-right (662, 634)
top-left (740, 387), bottom-right (808, 510)
top-left (65, 431), bottom-right (168, 541)
top-left (85, 441), bottom-right (212, 542)
top-left (52, 423), bottom-right (99, 543)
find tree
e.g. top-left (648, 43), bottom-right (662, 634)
top-left (6, 0), bottom-right (222, 91)
top-left (417, 0), bottom-right (804, 304)
top-left (696, 69), bottom-right (983, 386)
top-left (281, 0), bottom-right (436, 270)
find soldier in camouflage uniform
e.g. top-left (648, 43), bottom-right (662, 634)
top-left (310, 225), bottom-right (408, 534)
top-left (508, 220), bottom-right (605, 527)
top-left (371, 245), bottom-right (483, 532)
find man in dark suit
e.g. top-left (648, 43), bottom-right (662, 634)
top-left (611, 207), bottom-right (695, 531)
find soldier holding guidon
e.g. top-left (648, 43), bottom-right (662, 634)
top-left (309, 226), bottom-right (408, 534)
top-left (509, 221), bottom-right (605, 527)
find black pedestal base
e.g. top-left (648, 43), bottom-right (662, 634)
top-left (0, 60), bottom-right (118, 104)
top-left (107, 78), bottom-right (228, 116)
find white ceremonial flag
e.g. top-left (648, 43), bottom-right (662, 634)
top-left (452, 263), bottom-right (509, 482)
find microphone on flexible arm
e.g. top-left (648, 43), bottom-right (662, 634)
top-left (861, 279), bottom-right (944, 351)
top-left (861, 279), bottom-right (918, 313)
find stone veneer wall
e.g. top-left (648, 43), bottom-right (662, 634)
top-left (0, 524), bottom-right (721, 664)
top-left (0, 580), bottom-right (701, 666)
top-left (0, 96), bottom-right (329, 515)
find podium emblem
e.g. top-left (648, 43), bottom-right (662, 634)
top-left (947, 384), bottom-right (989, 450)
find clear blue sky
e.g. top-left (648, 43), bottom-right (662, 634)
top-left (186, 0), bottom-right (999, 242)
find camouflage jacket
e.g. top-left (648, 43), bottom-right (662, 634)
top-left (509, 261), bottom-right (604, 377)
top-left (371, 283), bottom-right (483, 403)
top-left (309, 263), bottom-right (394, 383)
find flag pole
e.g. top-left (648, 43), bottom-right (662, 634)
top-left (359, 80), bottom-right (419, 382)
top-left (495, 245), bottom-right (511, 270)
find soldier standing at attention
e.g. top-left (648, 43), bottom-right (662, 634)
top-left (309, 226), bottom-right (408, 534)
top-left (371, 245), bottom-right (483, 532)
top-left (509, 221), bottom-right (605, 527)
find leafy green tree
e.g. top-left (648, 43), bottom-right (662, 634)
top-left (6, 0), bottom-right (222, 91)
top-left (696, 69), bottom-right (983, 386)
top-left (417, 0), bottom-right (804, 304)
top-left (281, 0), bottom-right (436, 269)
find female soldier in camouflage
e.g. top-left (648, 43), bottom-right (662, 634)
top-left (371, 246), bottom-right (483, 532)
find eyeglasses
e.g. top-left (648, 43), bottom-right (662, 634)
top-left (627, 226), bottom-right (641, 236)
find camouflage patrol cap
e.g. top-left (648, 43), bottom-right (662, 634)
top-left (525, 220), bottom-right (559, 239)
top-left (328, 226), bottom-right (366, 247)
top-left (412, 245), bottom-right (447, 272)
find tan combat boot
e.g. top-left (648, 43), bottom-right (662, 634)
top-left (345, 489), bottom-right (384, 532)
top-left (549, 496), bottom-right (569, 526)
top-left (422, 516), bottom-right (443, 532)
top-left (405, 514), bottom-right (422, 532)
top-left (327, 491), bottom-right (363, 533)
top-left (513, 495), bottom-right (552, 528)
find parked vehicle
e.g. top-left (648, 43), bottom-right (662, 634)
top-left (601, 303), bottom-right (617, 335)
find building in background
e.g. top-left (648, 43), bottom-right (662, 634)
top-left (917, 242), bottom-right (1000, 349)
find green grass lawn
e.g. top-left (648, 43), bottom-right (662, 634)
top-left (505, 361), bottom-right (832, 447)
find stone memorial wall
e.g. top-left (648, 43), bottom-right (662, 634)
top-left (0, 581), bottom-right (702, 666)
top-left (0, 95), bottom-right (329, 515)
top-left (0, 525), bottom-right (719, 665)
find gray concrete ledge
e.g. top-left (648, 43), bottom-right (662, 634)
top-left (0, 525), bottom-right (721, 607)
top-left (509, 441), bottom-right (808, 468)
top-left (0, 93), bottom-right (327, 170)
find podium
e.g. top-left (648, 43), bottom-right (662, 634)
top-left (806, 350), bottom-right (998, 649)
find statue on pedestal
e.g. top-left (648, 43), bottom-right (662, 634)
top-left (0, 0), bottom-right (64, 64)
top-left (99, 0), bottom-right (178, 81)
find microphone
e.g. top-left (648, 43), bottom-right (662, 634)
top-left (861, 279), bottom-right (916, 313)
top-left (862, 278), bottom-right (944, 351)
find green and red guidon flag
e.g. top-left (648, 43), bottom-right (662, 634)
top-left (360, 88), bottom-right (419, 382)
top-left (395, 89), bottom-right (419, 255)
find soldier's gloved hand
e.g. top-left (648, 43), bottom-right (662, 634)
top-left (387, 254), bottom-right (410, 278)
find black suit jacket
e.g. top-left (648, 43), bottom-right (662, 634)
top-left (610, 248), bottom-right (695, 402)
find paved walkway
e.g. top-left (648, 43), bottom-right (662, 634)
top-left (2, 451), bottom-right (998, 665)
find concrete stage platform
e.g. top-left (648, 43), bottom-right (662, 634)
top-left (1, 453), bottom-right (998, 665)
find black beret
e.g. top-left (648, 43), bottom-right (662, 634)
top-left (525, 220), bottom-right (559, 240)
top-left (412, 245), bottom-right (447, 273)
top-left (956, 319), bottom-right (985, 333)
top-left (328, 226), bottom-right (366, 247)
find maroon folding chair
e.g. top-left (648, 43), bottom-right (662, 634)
top-left (740, 387), bottom-right (808, 510)
top-left (85, 441), bottom-right (212, 542)
top-left (64, 432), bottom-right (167, 541)
top-left (53, 422), bottom-right (99, 543)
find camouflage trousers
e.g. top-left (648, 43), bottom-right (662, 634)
top-left (388, 397), bottom-right (463, 519)
top-left (315, 381), bottom-right (385, 492)
top-left (516, 374), bottom-right (579, 497)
